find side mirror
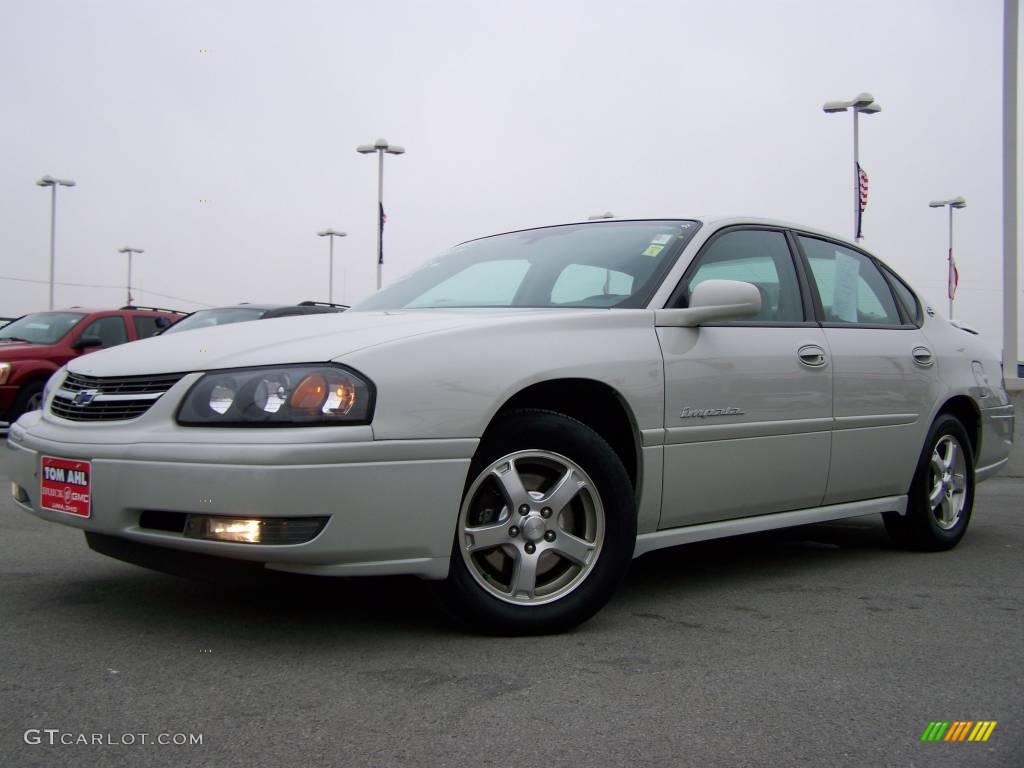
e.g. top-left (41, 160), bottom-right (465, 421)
top-left (654, 279), bottom-right (762, 327)
top-left (71, 337), bottom-right (103, 351)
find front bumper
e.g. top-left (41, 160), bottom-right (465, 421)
top-left (977, 402), bottom-right (1015, 482)
top-left (0, 384), bottom-right (17, 418)
top-left (7, 413), bottom-right (476, 580)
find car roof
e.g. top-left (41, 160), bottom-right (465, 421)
top-left (48, 307), bottom-right (181, 315)
top-left (192, 304), bottom-right (285, 312)
top-left (457, 216), bottom-right (854, 249)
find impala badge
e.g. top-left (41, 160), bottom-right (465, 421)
top-left (680, 406), bottom-right (744, 419)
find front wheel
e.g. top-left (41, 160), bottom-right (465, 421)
top-left (9, 379), bottom-right (45, 422)
top-left (439, 409), bottom-right (636, 635)
top-left (884, 414), bottom-right (975, 551)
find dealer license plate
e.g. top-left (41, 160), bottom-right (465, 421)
top-left (40, 456), bottom-right (92, 518)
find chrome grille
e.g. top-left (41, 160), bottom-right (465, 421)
top-left (60, 372), bottom-right (185, 395)
top-left (51, 372), bottom-right (187, 422)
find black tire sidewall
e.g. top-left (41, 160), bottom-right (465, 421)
top-left (443, 410), bottom-right (636, 635)
top-left (10, 379), bottom-right (45, 421)
top-left (906, 414), bottom-right (975, 549)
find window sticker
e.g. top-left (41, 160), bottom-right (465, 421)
top-left (832, 250), bottom-right (860, 323)
top-left (642, 244), bottom-right (664, 258)
top-left (651, 234), bottom-right (673, 245)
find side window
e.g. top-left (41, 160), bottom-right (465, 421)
top-left (880, 265), bottom-right (922, 325)
top-left (78, 316), bottom-right (128, 348)
top-left (406, 259), bottom-right (530, 308)
top-left (550, 264), bottom-right (634, 305)
top-left (798, 237), bottom-right (902, 326)
top-left (132, 316), bottom-right (166, 337)
top-left (683, 230), bottom-right (803, 322)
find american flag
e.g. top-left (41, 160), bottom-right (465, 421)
top-left (948, 247), bottom-right (959, 300)
top-left (855, 163), bottom-right (869, 240)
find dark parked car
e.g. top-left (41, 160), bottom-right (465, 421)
top-left (0, 305), bottom-right (184, 422)
top-left (159, 301), bottom-right (348, 335)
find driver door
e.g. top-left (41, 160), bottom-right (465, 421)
top-left (658, 227), bottom-right (833, 528)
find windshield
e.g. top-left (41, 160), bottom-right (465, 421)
top-left (0, 312), bottom-right (85, 344)
top-left (161, 307), bottom-right (267, 334)
top-left (354, 220), bottom-right (700, 311)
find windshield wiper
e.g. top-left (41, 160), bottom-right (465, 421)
top-left (0, 336), bottom-right (32, 343)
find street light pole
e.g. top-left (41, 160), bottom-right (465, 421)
top-left (357, 138), bottom-right (405, 291)
top-left (929, 197), bottom-right (967, 319)
top-left (852, 108), bottom-right (860, 238)
top-left (823, 94), bottom-right (881, 240)
top-left (117, 247), bottom-right (144, 305)
top-left (36, 175), bottom-right (76, 309)
top-left (317, 229), bottom-right (347, 303)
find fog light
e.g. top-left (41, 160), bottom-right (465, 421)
top-left (11, 481), bottom-right (30, 504)
top-left (183, 515), bottom-right (328, 545)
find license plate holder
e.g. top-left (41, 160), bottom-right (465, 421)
top-left (40, 456), bottom-right (92, 518)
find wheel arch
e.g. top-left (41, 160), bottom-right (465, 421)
top-left (483, 378), bottom-right (642, 493)
top-left (934, 394), bottom-right (981, 459)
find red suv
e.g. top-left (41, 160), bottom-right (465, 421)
top-left (0, 306), bottom-right (184, 423)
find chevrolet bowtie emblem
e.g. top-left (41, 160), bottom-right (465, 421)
top-left (72, 389), bottom-right (99, 406)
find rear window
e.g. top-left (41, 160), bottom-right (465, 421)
top-left (162, 307), bottom-right (266, 334)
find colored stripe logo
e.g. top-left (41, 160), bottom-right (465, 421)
top-left (921, 721), bottom-right (997, 742)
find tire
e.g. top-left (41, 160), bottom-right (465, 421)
top-left (438, 409), bottom-right (636, 635)
top-left (8, 379), bottom-right (45, 422)
top-left (883, 414), bottom-right (975, 551)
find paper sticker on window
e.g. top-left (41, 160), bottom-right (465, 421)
top-left (832, 250), bottom-right (860, 323)
top-left (642, 244), bottom-right (664, 257)
top-left (651, 234), bottom-right (673, 245)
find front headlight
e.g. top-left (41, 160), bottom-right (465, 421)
top-left (176, 364), bottom-right (375, 426)
top-left (0, 363), bottom-right (10, 385)
top-left (42, 367), bottom-right (65, 403)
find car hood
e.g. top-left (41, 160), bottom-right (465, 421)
top-left (0, 341), bottom-right (55, 359)
top-left (66, 309), bottom-right (571, 377)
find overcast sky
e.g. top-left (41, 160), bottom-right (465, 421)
top-left (2, 0), bottom-right (1021, 351)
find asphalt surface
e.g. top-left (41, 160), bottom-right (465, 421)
top-left (0, 447), bottom-right (1021, 768)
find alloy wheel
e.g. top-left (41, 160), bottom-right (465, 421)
top-left (458, 450), bottom-right (605, 606)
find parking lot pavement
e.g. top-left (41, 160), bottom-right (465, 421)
top-left (0, 449), bottom-right (1021, 768)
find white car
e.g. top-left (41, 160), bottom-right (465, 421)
top-left (7, 218), bottom-right (1014, 634)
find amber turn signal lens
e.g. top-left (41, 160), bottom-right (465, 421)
top-left (289, 373), bottom-right (328, 410)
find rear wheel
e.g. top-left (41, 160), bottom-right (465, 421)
top-left (884, 414), bottom-right (974, 551)
top-left (439, 409), bottom-right (636, 635)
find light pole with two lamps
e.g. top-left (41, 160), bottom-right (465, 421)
top-left (36, 175), bottom-right (76, 309)
top-left (317, 229), bottom-right (347, 304)
top-left (928, 196), bottom-right (967, 319)
top-left (822, 93), bottom-right (881, 240)
top-left (117, 246), bottom-right (144, 305)
top-left (356, 138), bottom-right (405, 291)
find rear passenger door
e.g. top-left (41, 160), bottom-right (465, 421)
top-left (794, 234), bottom-right (940, 504)
top-left (658, 227), bottom-right (833, 528)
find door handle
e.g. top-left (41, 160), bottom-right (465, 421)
top-left (797, 344), bottom-right (827, 367)
top-left (912, 346), bottom-right (935, 367)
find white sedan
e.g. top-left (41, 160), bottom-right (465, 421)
top-left (7, 217), bottom-right (1014, 634)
